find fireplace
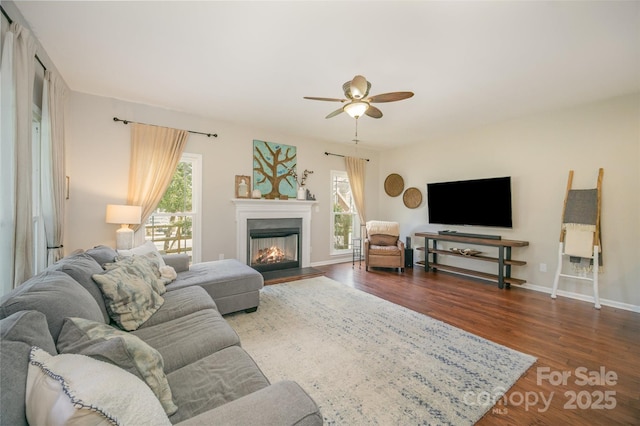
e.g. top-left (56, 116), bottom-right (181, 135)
top-left (233, 199), bottom-right (315, 269)
top-left (247, 218), bottom-right (302, 273)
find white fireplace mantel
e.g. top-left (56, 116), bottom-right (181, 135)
top-left (232, 199), bottom-right (317, 267)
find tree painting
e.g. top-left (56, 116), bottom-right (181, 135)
top-left (253, 140), bottom-right (297, 198)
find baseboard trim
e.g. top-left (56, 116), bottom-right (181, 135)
top-left (311, 256), bottom-right (353, 267)
top-left (515, 283), bottom-right (640, 313)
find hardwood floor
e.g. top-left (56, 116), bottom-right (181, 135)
top-left (315, 262), bottom-right (640, 425)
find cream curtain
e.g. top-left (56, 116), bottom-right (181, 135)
top-left (127, 123), bottom-right (189, 233)
top-left (345, 156), bottom-right (366, 227)
top-left (41, 70), bottom-right (67, 266)
top-left (0, 23), bottom-right (37, 291)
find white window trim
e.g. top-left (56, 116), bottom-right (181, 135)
top-left (186, 153), bottom-right (202, 264)
top-left (146, 153), bottom-right (202, 263)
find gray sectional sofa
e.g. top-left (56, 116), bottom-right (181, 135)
top-left (0, 246), bottom-right (322, 425)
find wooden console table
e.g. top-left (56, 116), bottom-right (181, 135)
top-left (415, 232), bottom-right (529, 289)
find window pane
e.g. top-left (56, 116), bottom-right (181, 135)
top-left (145, 158), bottom-right (197, 263)
top-left (157, 162), bottom-right (192, 213)
top-left (145, 214), bottom-right (193, 260)
top-left (333, 213), bottom-right (353, 250)
top-left (331, 170), bottom-right (360, 254)
top-left (333, 175), bottom-right (355, 214)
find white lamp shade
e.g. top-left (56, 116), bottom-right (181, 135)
top-left (344, 101), bottom-right (369, 118)
top-left (106, 204), bottom-right (142, 225)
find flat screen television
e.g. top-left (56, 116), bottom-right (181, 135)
top-left (426, 176), bottom-right (512, 228)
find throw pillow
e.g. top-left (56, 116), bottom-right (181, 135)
top-left (92, 267), bottom-right (164, 331)
top-left (369, 234), bottom-right (399, 246)
top-left (118, 241), bottom-right (166, 268)
top-left (104, 254), bottom-right (167, 295)
top-left (26, 346), bottom-right (171, 426)
top-left (1, 311), bottom-right (57, 426)
top-left (56, 317), bottom-right (178, 415)
top-left (85, 245), bottom-right (118, 267)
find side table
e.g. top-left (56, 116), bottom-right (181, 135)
top-left (352, 237), bottom-right (362, 269)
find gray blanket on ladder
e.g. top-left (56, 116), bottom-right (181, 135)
top-left (563, 189), bottom-right (602, 266)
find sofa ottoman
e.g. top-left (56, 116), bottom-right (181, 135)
top-left (166, 258), bottom-right (264, 315)
top-left (86, 245), bottom-right (265, 316)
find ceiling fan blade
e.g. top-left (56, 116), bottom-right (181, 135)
top-left (367, 91), bottom-right (414, 103)
top-left (303, 96), bottom-right (346, 102)
top-left (365, 105), bottom-right (383, 119)
top-left (325, 108), bottom-right (344, 119)
top-left (350, 75), bottom-right (368, 99)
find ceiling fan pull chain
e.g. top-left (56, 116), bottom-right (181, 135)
top-left (354, 119), bottom-right (359, 146)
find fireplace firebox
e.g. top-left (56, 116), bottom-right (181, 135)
top-left (247, 218), bottom-right (302, 273)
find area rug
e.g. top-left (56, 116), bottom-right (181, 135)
top-left (225, 276), bottom-right (536, 425)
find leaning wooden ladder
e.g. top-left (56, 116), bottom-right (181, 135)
top-left (551, 168), bottom-right (603, 309)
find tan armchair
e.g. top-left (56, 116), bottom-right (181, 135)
top-left (364, 220), bottom-right (405, 272)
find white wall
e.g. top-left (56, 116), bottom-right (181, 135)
top-left (65, 91), bottom-right (638, 307)
top-left (377, 93), bottom-right (640, 307)
top-left (64, 92), bottom-right (380, 265)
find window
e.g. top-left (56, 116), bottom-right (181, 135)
top-left (330, 170), bottom-right (360, 255)
top-left (145, 153), bottom-right (202, 263)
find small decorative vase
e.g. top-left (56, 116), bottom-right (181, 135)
top-left (297, 186), bottom-right (306, 200)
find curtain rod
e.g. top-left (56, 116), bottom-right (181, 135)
top-left (324, 151), bottom-right (370, 162)
top-left (113, 117), bottom-right (218, 138)
top-left (1, 5), bottom-right (47, 71)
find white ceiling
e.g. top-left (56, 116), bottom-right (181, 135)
top-left (13, 1), bottom-right (640, 149)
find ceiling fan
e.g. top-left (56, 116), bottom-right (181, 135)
top-left (304, 75), bottom-right (414, 119)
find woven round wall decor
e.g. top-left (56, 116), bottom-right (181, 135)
top-left (384, 173), bottom-right (404, 197)
top-left (403, 187), bottom-right (422, 209)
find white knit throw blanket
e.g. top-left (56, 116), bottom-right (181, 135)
top-left (563, 223), bottom-right (602, 273)
top-left (366, 221), bottom-right (399, 236)
top-left (563, 223), bottom-right (595, 258)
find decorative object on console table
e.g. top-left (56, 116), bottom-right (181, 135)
top-left (105, 204), bottom-right (142, 250)
top-left (235, 175), bottom-right (251, 198)
top-left (253, 140), bottom-right (297, 199)
top-left (384, 173), bottom-right (404, 197)
top-left (450, 248), bottom-right (482, 256)
top-left (415, 232), bottom-right (528, 289)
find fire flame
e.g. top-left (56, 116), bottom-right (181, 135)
top-left (254, 246), bottom-right (287, 264)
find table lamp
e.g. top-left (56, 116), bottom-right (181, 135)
top-left (106, 204), bottom-right (142, 250)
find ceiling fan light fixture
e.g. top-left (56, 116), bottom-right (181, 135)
top-left (344, 101), bottom-right (369, 118)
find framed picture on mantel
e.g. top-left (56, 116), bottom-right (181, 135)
top-left (235, 175), bottom-right (251, 198)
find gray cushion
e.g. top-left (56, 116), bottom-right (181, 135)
top-left (56, 317), bottom-right (178, 415)
top-left (162, 254), bottom-right (190, 273)
top-left (0, 311), bottom-right (57, 426)
top-left (0, 271), bottom-right (105, 341)
top-left (175, 381), bottom-right (323, 426)
top-left (85, 245), bottom-right (118, 266)
top-left (140, 286), bottom-right (218, 328)
top-left (167, 259), bottom-right (263, 299)
top-left (167, 346), bottom-right (270, 423)
top-left (131, 309), bottom-right (240, 374)
top-left (50, 252), bottom-right (110, 322)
